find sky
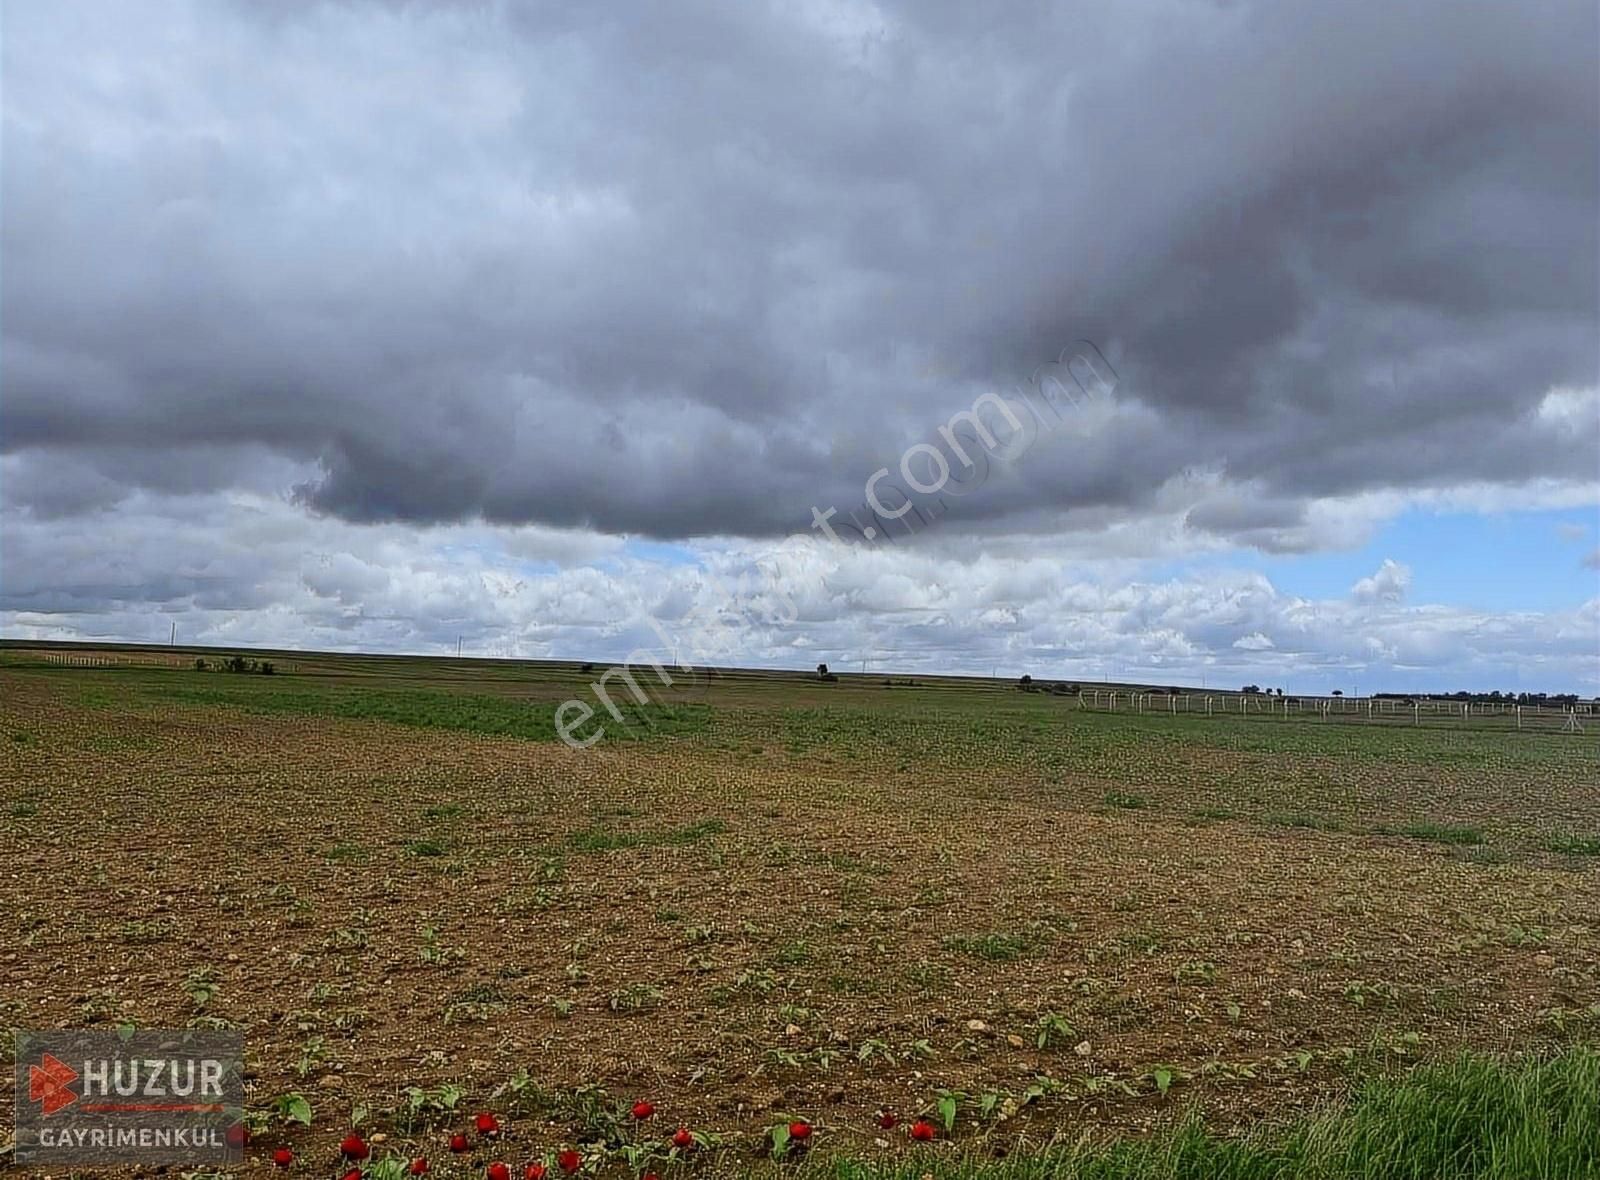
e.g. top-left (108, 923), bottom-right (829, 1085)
top-left (2, 0), bottom-right (1597, 694)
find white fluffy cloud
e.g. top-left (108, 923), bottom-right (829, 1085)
top-left (1350, 559), bottom-right (1412, 604)
top-left (4, 489), bottom-right (1595, 693)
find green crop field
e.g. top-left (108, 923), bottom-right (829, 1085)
top-left (2, 643), bottom-right (1597, 1178)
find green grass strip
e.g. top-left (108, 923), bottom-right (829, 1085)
top-left (131, 681), bottom-right (707, 743)
top-left (792, 1046), bottom-right (1600, 1179)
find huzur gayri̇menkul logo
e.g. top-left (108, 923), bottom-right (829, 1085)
top-left (27, 1051), bottom-right (80, 1115)
top-left (13, 1029), bottom-right (244, 1166)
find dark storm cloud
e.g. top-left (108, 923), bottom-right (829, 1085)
top-left (2, 0), bottom-right (1595, 541)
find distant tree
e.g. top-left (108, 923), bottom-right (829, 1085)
top-left (1276, 687), bottom-right (1284, 697)
top-left (1019, 674), bottom-right (1033, 689)
top-left (580, 662), bottom-right (595, 674)
top-left (259, 661), bottom-right (275, 675)
top-left (193, 658), bottom-right (208, 671)
top-left (1331, 689), bottom-right (1343, 697)
top-left (1242, 684), bottom-right (1261, 694)
top-left (817, 663), bottom-right (829, 678)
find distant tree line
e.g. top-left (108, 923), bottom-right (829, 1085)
top-left (194, 654), bottom-right (275, 675)
top-left (1017, 676), bottom-right (1082, 695)
top-left (1373, 690), bottom-right (1590, 706)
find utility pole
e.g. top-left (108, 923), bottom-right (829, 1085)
top-left (170, 621), bottom-right (176, 646)
top-left (457, 635), bottom-right (462, 658)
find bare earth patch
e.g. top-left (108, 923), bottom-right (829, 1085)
top-left (2, 656), bottom-right (1596, 1172)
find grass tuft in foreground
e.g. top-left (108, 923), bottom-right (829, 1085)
top-left (1545, 831), bottom-right (1600, 856)
top-left (1376, 821), bottom-right (1486, 846)
top-left (802, 1046), bottom-right (1600, 1179)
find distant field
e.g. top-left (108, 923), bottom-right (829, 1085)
top-left (1, 645), bottom-right (1597, 1176)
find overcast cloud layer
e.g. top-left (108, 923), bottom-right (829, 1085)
top-left (2, 0), bottom-right (1597, 689)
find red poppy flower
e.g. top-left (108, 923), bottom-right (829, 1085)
top-left (449, 1133), bottom-right (470, 1154)
top-left (630, 1100), bottom-right (655, 1120)
top-left (788, 1121), bottom-right (812, 1141)
top-left (226, 1123), bottom-right (250, 1149)
top-left (342, 1170), bottom-right (363, 1180)
top-left (475, 1113), bottom-right (502, 1136)
top-left (340, 1134), bottom-right (370, 1161)
top-left (409, 1159), bottom-right (430, 1176)
top-left (642, 1174), bottom-right (660, 1180)
top-left (272, 1147), bottom-right (294, 1169)
top-left (556, 1149), bottom-right (581, 1174)
top-left (524, 1165), bottom-right (547, 1180)
top-left (486, 1162), bottom-right (510, 1180)
top-left (877, 1110), bottom-right (898, 1130)
top-left (909, 1119), bottom-right (936, 1142)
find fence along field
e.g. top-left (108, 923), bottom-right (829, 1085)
top-left (1, 641), bottom-right (1597, 1178)
top-left (1075, 687), bottom-right (1593, 734)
